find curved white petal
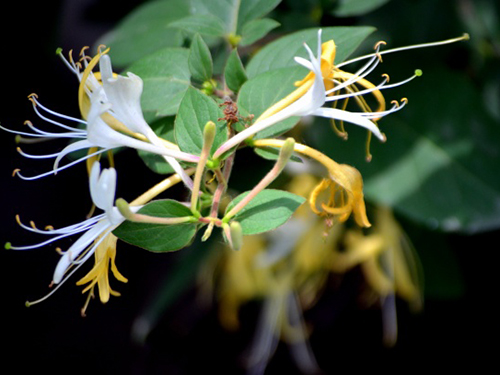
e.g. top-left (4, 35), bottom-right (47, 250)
top-left (311, 107), bottom-right (385, 140)
top-left (52, 220), bottom-right (112, 284)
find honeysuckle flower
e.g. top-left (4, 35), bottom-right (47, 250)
top-left (331, 207), bottom-right (423, 346)
top-left (253, 138), bottom-right (371, 227)
top-left (2, 47), bottom-right (197, 186)
top-left (6, 162), bottom-right (140, 306)
top-left (207, 231), bottom-right (320, 375)
top-left (2, 89), bottom-right (199, 180)
top-left (76, 232), bottom-right (127, 311)
top-left (213, 30), bottom-right (400, 159)
top-left (214, 31), bottom-right (468, 161)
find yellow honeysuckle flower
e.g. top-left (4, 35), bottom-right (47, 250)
top-left (76, 233), bottom-right (128, 305)
top-left (253, 139), bottom-right (371, 227)
top-left (309, 163), bottom-right (371, 227)
top-left (332, 207), bottom-right (422, 308)
top-left (330, 206), bottom-right (423, 346)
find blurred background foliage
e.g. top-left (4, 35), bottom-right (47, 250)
top-left (1, 0), bottom-right (499, 373)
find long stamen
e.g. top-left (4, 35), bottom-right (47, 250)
top-left (29, 94), bottom-right (87, 126)
top-left (326, 74), bottom-right (389, 102)
top-left (28, 97), bottom-right (87, 133)
top-left (22, 121), bottom-right (86, 138)
top-left (14, 148), bottom-right (109, 181)
top-left (337, 33), bottom-right (470, 68)
top-left (360, 98), bottom-right (408, 119)
top-left (25, 227), bottom-right (113, 307)
top-left (327, 42), bottom-right (384, 96)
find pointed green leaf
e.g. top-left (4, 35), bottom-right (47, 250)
top-left (236, 0), bottom-right (282, 32)
top-left (189, 34), bottom-right (213, 82)
top-left (224, 189), bottom-right (305, 235)
top-left (95, 0), bottom-right (190, 67)
top-left (240, 18), bottom-right (280, 46)
top-left (332, 0), bottom-right (391, 17)
top-left (190, 0), bottom-right (281, 35)
top-left (174, 87), bottom-right (226, 156)
top-left (170, 14), bottom-right (226, 37)
top-left (114, 200), bottom-right (197, 253)
top-left (246, 26), bottom-right (376, 78)
top-left (224, 49), bottom-right (248, 93)
top-left (127, 47), bottom-right (191, 121)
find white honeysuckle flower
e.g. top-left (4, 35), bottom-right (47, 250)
top-left (213, 29), bottom-right (422, 159)
top-left (98, 55), bottom-right (194, 188)
top-left (1, 89), bottom-right (200, 180)
top-left (5, 162), bottom-right (139, 304)
top-left (2, 48), bottom-right (197, 186)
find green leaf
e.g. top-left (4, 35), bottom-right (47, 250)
top-left (240, 18), bottom-right (281, 46)
top-left (332, 0), bottom-right (391, 17)
top-left (224, 49), bottom-right (248, 93)
top-left (189, 0), bottom-right (282, 35)
top-left (170, 14), bottom-right (226, 37)
top-left (189, 34), bottom-right (213, 82)
top-left (95, 0), bottom-right (190, 67)
top-left (174, 87), bottom-right (226, 156)
top-left (225, 189), bottom-right (305, 235)
top-left (237, 66), bottom-right (304, 138)
top-left (127, 47), bottom-right (191, 121)
top-left (114, 200), bottom-right (197, 253)
top-left (246, 26), bottom-right (376, 78)
top-left (236, 0), bottom-right (282, 32)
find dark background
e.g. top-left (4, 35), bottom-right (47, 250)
top-left (1, 1), bottom-right (497, 374)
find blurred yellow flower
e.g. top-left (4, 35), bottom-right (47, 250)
top-left (331, 206), bottom-right (423, 345)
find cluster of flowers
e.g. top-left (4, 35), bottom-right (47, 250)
top-left (2, 30), bottom-right (466, 326)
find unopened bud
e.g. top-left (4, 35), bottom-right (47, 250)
top-left (229, 221), bottom-right (243, 251)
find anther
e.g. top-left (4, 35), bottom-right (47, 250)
top-left (374, 41), bottom-right (387, 49)
top-left (97, 44), bottom-right (107, 54)
top-left (27, 93), bottom-right (38, 104)
top-left (55, 247), bottom-right (63, 255)
top-left (79, 46), bottom-right (89, 57)
top-left (79, 55), bottom-right (91, 63)
top-left (12, 168), bottom-right (20, 177)
top-left (68, 49), bottom-right (75, 63)
top-left (382, 73), bottom-right (390, 82)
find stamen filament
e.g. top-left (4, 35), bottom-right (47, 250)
top-left (337, 34), bottom-right (470, 68)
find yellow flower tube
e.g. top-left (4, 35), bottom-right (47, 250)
top-left (252, 138), bottom-right (371, 227)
